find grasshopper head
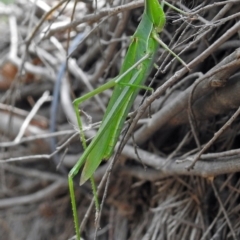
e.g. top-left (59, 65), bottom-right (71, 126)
top-left (145, 0), bottom-right (166, 33)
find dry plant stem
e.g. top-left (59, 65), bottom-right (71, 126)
top-left (69, 17), bottom-right (109, 60)
top-left (151, 198), bottom-right (190, 212)
top-left (0, 0), bottom-right (239, 240)
top-left (158, 72), bottom-right (203, 109)
top-left (57, 147), bottom-right (69, 170)
top-left (190, 0), bottom-right (239, 15)
top-left (162, 23), bottom-right (212, 72)
top-left (134, 44), bottom-right (240, 146)
top-left (62, 54), bottom-right (106, 123)
top-left (167, 131), bottom-right (191, 160)
top-left (199, 176), bottom-right (238, 240)
top-left (79, 159), bottom-right (112, 234)
top-left (0, 180), bottom-right (66, 208)
top-left (159, 23), bottom-right (188, 72)
top-left (188, 108), bottom-right (201, 149)
top-left (94, 151), bottom-right (121, 239)
top-left (0, 132), bottom-right (79, 163)
top-left (0, 102), bottom-right (48, 135)
top-left (161, 0), bottom-right (234, 75)
top-left (220, 173), bottom-right (234, 191)
top-left (119, 167), bottom-right (158, 181)
top-left (45, 0), bottom-right (143, 37)
top-left (1, 163), bottom-right (66, 182)
top-left (4, 57), bottom-right (54, 83)
top-left (85, 123), bottom-right (142, 236)
top-left (3, 133), bottom-right (240, 179)
top-left (200, 149), bottom-right (240, 160)
top-left (65, 0), bottom-right (77, 87)
top-left (187, 106), bottom-right (240, 170)
top-left (89, 11), bottom-right (130, 84)
top-left (0, 164), bottom-right (67, 208)
top-left (211, 2), bottom-right (234, 22)
top-left (210, 179), bottom-right (237, 240)
top-left (168, 63), bottom-right (240, 130)
top-left (220, 40), bottom-right (240, 50)
top-left (25, 0), bottom-right (69, 45)
top-left (176, 3), bottom-right (209, 25)
top-left (0, 5), bottom-right (17, 15)
top-left (211, 13), bottom-right (240, 29)
top-left (143, 178), bottom-right (199, 239)
top-left (8, 15), bottom-right (17, 60)
top-left (0, 130), bottom-right (75, 148)
top-left (200, 205), bottom-right (224, 239)
top-left (187, 59), bottom-right (240, 149)
top-left (94, 0), bottom-right (104, 64)
top-left (14, 91), bottom-right (50, 143)
top-left (50, 2), bottom-right (81, 171)
top-left (170, 205), bottom-right (197, 236)
top-left (121, 144), bottom-right (240, 177)
top-left (2, 0), bottom-right (62, 105)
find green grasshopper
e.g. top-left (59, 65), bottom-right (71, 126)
top-left (68, 0), bottom-right (188, 239)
